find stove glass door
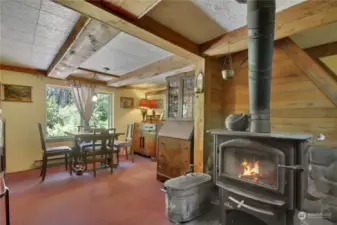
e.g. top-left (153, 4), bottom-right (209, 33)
top-left (219, 139), bottom-right (285, 193)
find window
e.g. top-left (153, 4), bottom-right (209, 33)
top-left (46, 86), bottom-right (111, 137)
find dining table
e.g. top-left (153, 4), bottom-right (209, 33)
top-left (65, 130), bottom-right (124, 175)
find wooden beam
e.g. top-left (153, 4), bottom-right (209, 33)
top-left (67, 75), bottom-right (107, 85)
top-left (202, 0), bottom-right (337, 57)
top-left (305, 41), bottom-right (337, 59)
top-left (48, 17), bottom-right (120, 79)
top-left (0, 64), bottom-right (46, 76)
top-left (53, 0), bottom-right (202, 63)
top-left (78, 67), bottom-right (120, 78)
top-left (280, 38), bottom-right (337, 107)
top-left (0, 64), bottom-right (108, 85)
top-left (107, 55), bottom-right (194, 87)
top-left (145, 88), bottom-right (166, 97)
top-left (47, 15), bottom-right (90, 77)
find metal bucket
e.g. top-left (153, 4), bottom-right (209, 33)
top-left (161, 173), bottom-right (212, 223)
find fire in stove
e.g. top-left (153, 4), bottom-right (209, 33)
top-left (239, 159), bottom-right (260, 182)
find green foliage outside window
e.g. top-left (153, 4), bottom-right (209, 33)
top-left (46, 86), bottom-right (110, 137)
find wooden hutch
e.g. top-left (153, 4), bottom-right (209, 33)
top-left (156, 71), bottom-right (195, 181)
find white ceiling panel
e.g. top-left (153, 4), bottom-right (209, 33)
top-left (10, 0), bottom-right (42, 10)
top-left (0, 15), bottom-right (37, 35)
top-left (81, 32), bottom-right (173, 75)
top-left (34, 35), bottom-right (64, 50)
top-left (35, 25), bottom-right (68, 41)
top-left (0, 27), bottom-right (35, 44)
top-left (1, 0), bottom-right (39, 23)
top-left (0, 0), bottom-right (80, 70)
top-left (192, 0), bottom-right (306, 32)
top-left (41, 0), bottom-right (79, 21)
top-left (1, 38), bottom-right (33, 52)
top-left (38, 10), bottom-right (78, 33)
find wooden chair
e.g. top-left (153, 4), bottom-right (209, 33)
top-left (82, 129), bottom-right (116, 177)
top-left (114, 123), bottom-right (135, 163)
top-left (38, 123), bottom-right (72, 181)
top-left (0, 172), bottom-right (10, 225)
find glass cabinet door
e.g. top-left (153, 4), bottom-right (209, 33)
top-left (182, 77), bottom-right (194, 119)
top-left (167, 80), bottom-right (179, 119)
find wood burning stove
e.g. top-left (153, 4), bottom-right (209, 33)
top-left (208, 130), bottom-right (312, 225)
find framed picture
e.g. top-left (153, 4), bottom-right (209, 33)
top-left (120, 97), bottom-right (134, 109)
top-left (3, 84), bottom-right (32, 102)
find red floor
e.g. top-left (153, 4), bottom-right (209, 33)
top-left (0, 156), bottom-right (170, 225)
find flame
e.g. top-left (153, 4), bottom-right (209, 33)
top-left (239, 159), bottom-right (260, 181)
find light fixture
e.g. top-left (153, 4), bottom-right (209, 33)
top-left (139, 99), bottom-right (151, 121)
top-left (92, 94), bottom-right (98, 102)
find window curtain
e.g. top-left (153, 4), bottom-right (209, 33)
top-left (68, 81), bottom-right (96, 127)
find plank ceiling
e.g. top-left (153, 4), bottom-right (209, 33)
top-left (1, 0), bottom-right (337, 87)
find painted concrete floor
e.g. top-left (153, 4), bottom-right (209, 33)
top-left (0, 156), bottom-right (172, 225)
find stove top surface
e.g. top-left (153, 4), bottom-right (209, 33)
top-left (208, 130), bottom-right (312, 141)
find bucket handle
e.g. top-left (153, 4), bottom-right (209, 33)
top-left (160, 186), bottom-right (167, 193)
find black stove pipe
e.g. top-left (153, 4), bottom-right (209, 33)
top-left (237, 0), bottom-right (276, 133)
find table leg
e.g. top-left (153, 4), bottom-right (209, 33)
top-left (5, 188), bottom-right (10, 225)
top-left (72, 137), bottom-right (84, 175)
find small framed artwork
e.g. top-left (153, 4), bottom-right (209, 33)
top-left (3, 84), bottom-right (32, 102)
top-left (120, 97), bottom-right (134, 109)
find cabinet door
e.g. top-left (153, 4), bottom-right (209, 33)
top-left (132, 124), bottom-right (141, 153)
top-left (181, 77), bottom-right (195, 120)
top-left (157, 137), bottom-right (190, 179)
top-left (143, 134), bottom-right (156, 157)
top-left (166, 79), bottom-right (180, 119)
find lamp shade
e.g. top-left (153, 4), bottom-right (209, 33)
top-left (139, 99), bottom-right (151, 108)
top-left (149, 99), bottom-right (158, 109)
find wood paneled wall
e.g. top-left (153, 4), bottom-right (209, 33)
top-left (223, 44), bottom-right (337, 146)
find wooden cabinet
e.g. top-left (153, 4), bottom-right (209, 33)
top-left (157, 136), bottom-right (192, 181)
top-left (166, 72), bottom-right (195, 121)
top-left (132, 123), bottom-right (160, 158)
top-left (157, 120), bottom-right (194, 182)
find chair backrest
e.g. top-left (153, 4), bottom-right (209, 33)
top-left (125, 123), bottom-right (134, 141)
top-left (38, 123), bottom-right (47, 152)
top-left (77, 125), bottom-right (96, 132)
top-left (106, 128), bottom-right (116, 148)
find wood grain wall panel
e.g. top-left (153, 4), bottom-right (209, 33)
top-left (222, 45), bottom-right (337, 147)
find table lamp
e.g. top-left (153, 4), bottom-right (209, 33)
top-left (139, 99), bottom-right (151, 121)
top-left (149, 100), bottom-right (158, 117)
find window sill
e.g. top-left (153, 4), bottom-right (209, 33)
top-left (45, 136), bottom-right (73, 143)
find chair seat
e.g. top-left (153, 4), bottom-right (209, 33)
top-left (114, 140), bottom-right (131, 147)
top-left (47, 146), bottom-right (72, 152)
top-left (80, 142), bottom-right (102, 150)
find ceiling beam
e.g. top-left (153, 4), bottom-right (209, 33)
top-left (0, 64), bottom-right (46, 76)
top-left (78, 67), bottom-right (120, 78)
top-left (0, 64), bottom-right (108, 85)
top-left (47, 15), bottom-right (89, 77)
top-left (67, 75), bottom-right (107, 85)
top-left (49, 0), bottom-right (166, 79)
top-left (53, 0), bottom-right (203, 63)
top-left (48, 17), bottom-right (120, 79)
top-left (202, 0), bottom-right (337, 57)
top-left (145, 88), bottom-right (166, 97)
top-left (107, 55), bottom-right (194, 87)
top-left (305, 41), bottom-right (337, 59)
top-left (280, 38), bottom-right (337, 107)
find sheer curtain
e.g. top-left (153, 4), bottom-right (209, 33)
top-left (68, 81), bottom-right (96, 127)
